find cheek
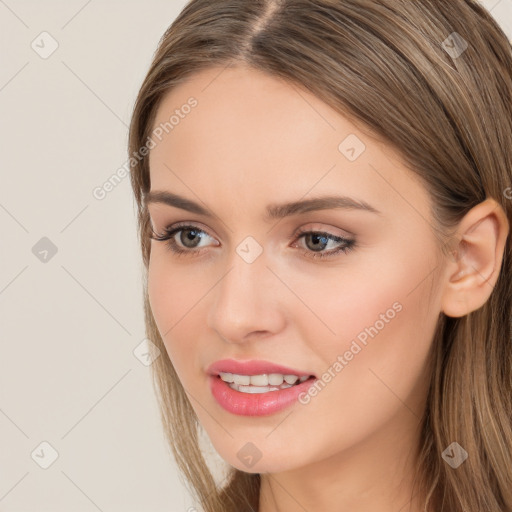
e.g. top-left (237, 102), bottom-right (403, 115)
top-left (147, 247), bottom-right (211, 327)
top-left (293, 232), bottom-right (439, 361)
top-left (289, 241), bottom-right (439, 430)
top-left (288, 236), bottom-right (440, 408)
top-left (147, 253), bottom-right (205, 380)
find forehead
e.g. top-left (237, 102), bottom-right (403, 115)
top-left (148, 65), bottom-right (429, 220)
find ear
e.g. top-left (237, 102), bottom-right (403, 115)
top-left (440, 197), bottom-right (509, 318)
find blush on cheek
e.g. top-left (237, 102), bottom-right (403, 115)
top-left (147, 263), bottom-right (208, 350)
top-left (309, 282), bottom-right (403, 353)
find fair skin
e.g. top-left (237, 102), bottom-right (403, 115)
top-left (145, 64), bottom-right (509, 512)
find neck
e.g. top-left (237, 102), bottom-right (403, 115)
top-left (258, 408), bottom-right (426, 512)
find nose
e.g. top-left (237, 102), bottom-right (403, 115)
top-left (206, 250), bottom-right (286, 345)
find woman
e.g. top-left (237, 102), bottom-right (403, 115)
top-left (128, 1), bottom-right (512, 510)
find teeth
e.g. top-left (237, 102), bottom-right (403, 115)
top-left (238, 385), bottom-right (280, 393)
top-left (229, 383), bottom-right (293, 393)
top-left (219, 372), bottom-right (309, 386)
top-left (250, 374), bottom-right (269, 386)
top-left (219, 372), bottom-right (313, 393)
top-left (232, 374), bottom-right (251, 386)
top-left (268, 374), bottom-right (284, 385)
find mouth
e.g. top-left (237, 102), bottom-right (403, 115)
top-left (207, 358), bottom-right (315, 381)
top-left (215, 373), bottom-right (316, 394)
top-left (209, 372), bottom-right (318, 416)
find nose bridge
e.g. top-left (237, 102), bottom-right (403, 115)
top-left (207, 241), bottom-right (284, 342)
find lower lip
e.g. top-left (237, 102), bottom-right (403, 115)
top-left (209, 375), bottom-right (317, 416)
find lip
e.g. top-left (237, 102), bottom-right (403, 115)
top-left (206, 358), bottom-right (315, 378)
top-left (209, 374), bottom-right (318, 416)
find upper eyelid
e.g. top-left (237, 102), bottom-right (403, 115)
top-left (159, 222), bottom-right (216, 238)
top-left (156, 222), bottom-right (353, 241)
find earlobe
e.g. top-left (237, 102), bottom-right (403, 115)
top-left (440, 198), bottom-right (509, 318)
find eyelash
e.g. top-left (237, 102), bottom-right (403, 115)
top-left (149, 222), bottom-right (356, 260)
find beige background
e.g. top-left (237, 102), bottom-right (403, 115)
top-left (0, 1), bottom-right (511, 511)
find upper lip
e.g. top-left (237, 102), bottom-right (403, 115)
top-left (207, 358), bottom-right (315, 378)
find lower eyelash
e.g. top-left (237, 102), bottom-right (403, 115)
top-left (301, 240), bottom-right (355, 259)
top-left (150, 225), bottom-right (356, 260)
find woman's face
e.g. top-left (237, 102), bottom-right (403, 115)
top-left (146, 65), bottom-right (448, 474)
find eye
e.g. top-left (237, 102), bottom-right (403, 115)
top-left (149, 222), bottom-right (217, 257)
top-left (150, 222), bottom-right (356, 260)
top-left (290, 228), bottom-right (356, 260)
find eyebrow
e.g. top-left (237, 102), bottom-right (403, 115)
top-left (143, 190), bottom-right (382, 220)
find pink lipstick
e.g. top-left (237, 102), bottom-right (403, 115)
top-left (207, 359), bottom-right (317, 416)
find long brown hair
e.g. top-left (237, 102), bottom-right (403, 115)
top-left (128, 1), bottom-right (512, 510)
